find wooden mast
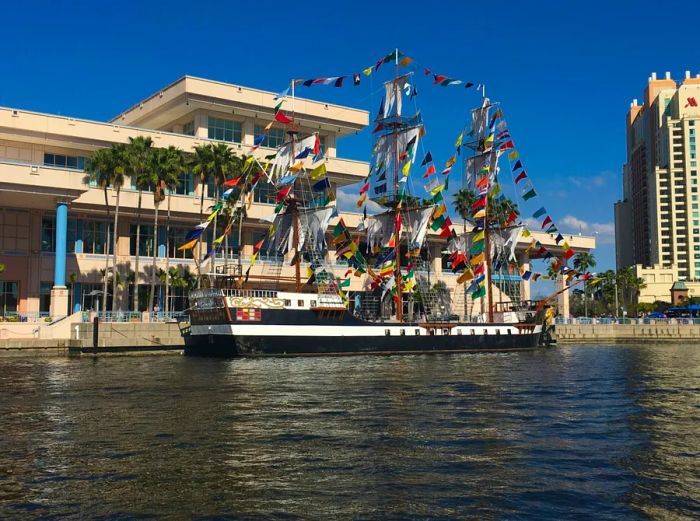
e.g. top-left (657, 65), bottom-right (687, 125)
top-left (392, 49), bottom-right (403, 322)
top-left (288, 79), bottom-right (301, 292)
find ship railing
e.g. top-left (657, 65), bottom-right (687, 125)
top-left (221, 289), bottom-right (279, 299)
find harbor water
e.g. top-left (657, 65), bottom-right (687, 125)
top-left (1, 344), bottom-right (698, 519)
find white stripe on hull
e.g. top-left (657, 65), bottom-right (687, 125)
top-left (191, 324), bottom-right (542, 337)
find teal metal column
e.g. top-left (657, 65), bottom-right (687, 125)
top-left (53, 201), bottom-right (68, 287)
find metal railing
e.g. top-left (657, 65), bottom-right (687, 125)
top-left (0, 312), bottom-right (56, 323)
top-left (555, 317), bottom-right (700, 325)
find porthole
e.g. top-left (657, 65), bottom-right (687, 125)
top-left (400, 329), bottom-right (406, 336)
top-left (385, 329), bottom-right (390, 336)
top-left (415, 329), bottom-right (420, 336)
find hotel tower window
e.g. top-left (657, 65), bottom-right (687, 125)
top-left (208, 117), bottom-right (241, 143)
top-left (44, 153), bottom-right (85, 170)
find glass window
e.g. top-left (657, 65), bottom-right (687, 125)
top-left (41, 216), bottom-right (77, 253)
top-left (0, 281), bottom-right (19, 315)
top-left (175, 172), bottom-right (195, 196)
top-left (40, 282), bottom-right (52, 313)
top-left (83, 221), bottom-right (113, 254)
top-left (44, 153), bottom-right (85, 170)
top-left (182, 121), bottom-right (195, 136)
top-left (131, 175), bottom-right (153, 192)
top-left (254, 125), bottom-right (285, 149)
top-left (129, 224), bottom-right (155, 257)
top-left (207, 117), bottom-right (241, 143)
top-left (253, 179), bottom-right (276, 204)
top-left (166, 227), bottom-right (194, 259)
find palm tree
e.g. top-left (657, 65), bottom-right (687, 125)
top-left (573, 252), bottom-right (596, 317)
top-left (453, 188), bottom-right (517, 227)
top-left (189, 144), bottom-right (215, 278)
top-left (147, 146), bottom-right (185, 318)
top-left (108, 144), bottom-right (127, 312)
top-left (207, 143), bottom-right (239, 273)
top-left (85, 147), bottom-right (116, 311)
top-left (616, 266), bottom-right (646, 316)
top-left (124, 136), bottom-right (154, 313)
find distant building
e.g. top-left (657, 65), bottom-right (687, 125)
top-left (615, 71), bottom-right (700, 303)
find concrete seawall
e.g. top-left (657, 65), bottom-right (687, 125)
top-left (555, 324), bottom-right (700, 343)
top-left (0, 322), bottom-right (185, 356)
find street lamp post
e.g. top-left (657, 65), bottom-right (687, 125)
top-left (614, 275), bottom-right (619, 322)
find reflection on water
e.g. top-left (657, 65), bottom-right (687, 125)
top-left (0, 345), bottom-right (698, 520)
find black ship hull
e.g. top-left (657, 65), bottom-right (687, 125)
top-left (184, 330), bottom-right (543, 357)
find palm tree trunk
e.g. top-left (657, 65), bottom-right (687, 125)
top-left (210, 189), bottom-right (220, 274)
top-left (133, 190), bottom-right (142, 314)
top-left (102, 189), bottom-right (111, 316)
top-left (111, 188), bottom-right (121, 313)
top-left (148, 203), bottom-right (159, 320)
top-left (194, 178), bottom-right (206, 286)
top-left (165, 194), bottom-right (171, 314)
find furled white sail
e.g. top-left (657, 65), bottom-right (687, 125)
top-left (267, 207), bottom-right (333, 255)
top-left (383, 74), bottom-right (410, 118)
top-left (404, 207), bottom-right (434, 250)
top-left (270, 135), bottom-right (317, 179)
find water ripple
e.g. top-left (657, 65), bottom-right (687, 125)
top-left (0, 344), bottom-right (698, 519)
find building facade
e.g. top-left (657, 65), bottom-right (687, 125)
top-left (0, 75), bottom-right (594, 321)
top-left (615, 71), bottom-right (700, 303)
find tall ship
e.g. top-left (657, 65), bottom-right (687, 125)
top-left (182, 53), bottom-right (551, 356)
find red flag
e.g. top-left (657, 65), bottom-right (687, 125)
top-left (395, 212), bottom-right (402, 234)
top-left (439, 226), bottom-right (452, 238)
top-left (514, 171), bottom-right (527, 183)
top-left (472, 197), bottom-right (487, 210)
top-left (433, 75), bottom-right (448, 84)
top-left (499, 140), bottom-right (514, 150)
top-left (686, 97), bottom-right (698, 107)
top-left (372, 123), bottom-right (384, 134)
top-left (505, 210), bottom-right (518, 225)
top-left (423, 164), bottom-right (436, 177)
top-left (274, 111), bottom-right (293, 124)
top-left (476, 175), bottom-right (489, 188)
top-left (564, 248), bottom-right (575, 260)
top-left (276, 185), bottom-right (292, 202)
top-left (541, 216), bottom-right (552, 229)
top-left (224, 177), bottom-right (242, 187)
top-left (313, 135), bottom-right (320, 155)
top-left (359, 182), bottom-right (370, 195)
top-left (253, 239), bottom-right (264, 253)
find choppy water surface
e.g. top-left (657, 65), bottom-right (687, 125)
top-left (1, 344), bottom-right (699, 520)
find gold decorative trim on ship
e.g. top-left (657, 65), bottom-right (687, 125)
top-left (227, 296), bottom-right (286, 309)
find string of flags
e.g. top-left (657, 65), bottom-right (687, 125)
top-left (277, 49), bottom-right (484, 97)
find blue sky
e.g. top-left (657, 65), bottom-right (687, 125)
top-left (3, 0), bottom-right (699, 278)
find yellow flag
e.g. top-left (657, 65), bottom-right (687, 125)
top-left (473, 209), bottom-right (486, 219)
top-left (356, 193), bottom-right (367, 208)
top-left (508, 150), bottom-right (519, 160)
top-left (470, 253), bottom-right (484, 266)
top-left (445, 155), bottom-right (456, 168)
top-left (490, 184), bottom-right (501, 196)
top-left (206, 209), bottom-right (220, 222)
top-left (484, 133), bottom-right (494, 147)
top-left (309, 163), bottom-right (327, 179)
top-left (244, 156), bottom-right (255, 168)
top-left (264, 121), bottom-right (273, 132)
top-left (472, 230), bottom-right (485, 242)
top-left (363, 67), bottom-right (372, 76)
top-left (306, 266), bottom-right (314, 278)
top-left (213, 234), bottom-right (225, 246)
top-left (522, 228), bottom-right (531, 237)
top-left (562, 241), bottom-right (570, 251)
top-left (247, 192), bottom-right (253, 210)
top-left (177, 238), bottom-right (198, 251)
top-left (289, 161), bottom-right (304, 173)
top-left (455, 132), bottom-right (464, 148)
top-left (457, 269), bottom-right (474, 284)
top-left (250, 252), bottom-right (258, 267)
top-left (402, 161), bottom-right (411, 176)
top-left (430, 184), bottom-right (445, 196)
top-left (432, 204), bottom-right (447, 219)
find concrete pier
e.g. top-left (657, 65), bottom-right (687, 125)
top-left (555, 323), bottom-right (700, 343)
